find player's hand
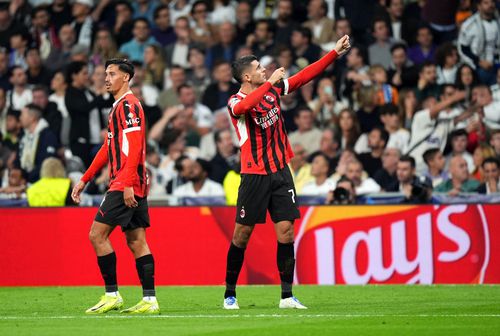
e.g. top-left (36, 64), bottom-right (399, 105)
top-left (334, 35), bottom-right (351, 56)
top-left (71, 181), bottom-right (86, 204)
top-left (124, 186), bottom-right (138, 208)
top-left (267, 67), bottom-right (285, 85)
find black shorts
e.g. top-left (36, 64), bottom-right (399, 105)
top-left (94, 191), bottom-right (150, 232)
top-left (236, 165), bottom-right (300, 225)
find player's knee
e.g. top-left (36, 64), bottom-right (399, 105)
top-left (126, 236), bottom-right (144, 252)
top-left (233, 228), bottom-right (252, 247)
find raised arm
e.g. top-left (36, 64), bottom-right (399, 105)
top-left (286, 35), bottom-right (351, 94)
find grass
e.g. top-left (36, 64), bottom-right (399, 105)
top-left (0, 285), bottom-right (499, 335)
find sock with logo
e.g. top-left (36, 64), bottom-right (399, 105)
top-left (277, 241), bottom-right (295, 299)
top-left (97, 252), bottom-right (118, 293)
top-left (224, 242), bottom-right (245, 298)
top-left (136, 254), bottom-right (156, 298)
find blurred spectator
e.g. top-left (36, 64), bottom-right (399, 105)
top-left (334, 0), bottom-right (376, 45)
top-left (290, 26), bottom-right (321, 66)
top-left (344, 159), bottom-right (381, 195)
top-left (398, 88), bottom-right (417, 130)
top-left (435, 155), bottom-right (480, 195)
top-left (177, 83), bottom-right (213, 137)
top-left (379, 103), bottom-right (409, 153)
top-left (357, 126), bottom-right (389, 176)
top-left (369, 65), bottom-right (399, 106)
top-left (3, 109), bottom-right (22, 151)
top-left (209, 129), bottom-right (238, 184)
top-left (190, 0), bottom-right (216, 48)
top-left (16, 104), bottom-right (59, 183)
top-left (132, 0), bottom-right (158, 23)
top-left (456, 0), bottom-right (473, 29)
top-left (27, 157), bottom-right (73, 206)
top-left (30, 5), bottom-right (60, 61)
top-left (173, 158), bottom-right (224, 197)
top-left (422, 0), bottom-right (459, 44)
top-left (211, 0), bottom-right (236, 25)
top-left (422, 148), bottom-right (449, 188)
top-left (407, 88), bottom-right (470, 173)
top-left (146, 142), bottom-right (166, 197)
top-left (119, 18), bottom-right (158, 63)
top-left (113, 0), bottom-right (134, 47)
top-left (490, 129), bottom-right (500, 158)
top-left (477, 157), bottom-right (500, 194)
top-left (70, 0), bottom-right (94, 49)
top-left (199, 109), bottom-right (235, 160)
top-left (309, 77), bottom-right (348, 127)
top-left (389, 154), bottom-right (418, 193)
top-left (0, 6), bottom-right (21, 50)
top-left (458, 0), bottom-right (500, 85)
top-left (408, 25), bottom-right (436, 66)
top-left (48, 71), bottom-right (70, 146)
top-left (326, 175), bottom-right (357, 204)
top-left (130, 83), bottom-right (161, 129)
top-left (340, 45), bottom-right (370, 102)
top-left (144, 44), bottom-right (167, 90)
top-left (90, 64), bottom-right (113, 108)
top-left (25, 47), bottom-right (52, 87)
top-left (6, 66), bottom-right (32, 111)
top-left (288, 143), bottom-right (313, 194)
top-left (222, 151), bottom-right (241, 206)
top-left (415, 61), bottom-right (439, 101)
top-left (491, 67), bottom-right (500, 102)
top-left (387, 0), bottom-right (404, 41)
top-left (471, 143), bottom-right (496, 181)
top-left (90, 28), bottom-right (118, 67)
top-left (170, 0), bottom-right (192, 23)
top-left (65, 61), bottom-right (105, 167)
top-left (301, 153), bottom-right (335, 195)
top-left (303, 0), bottom-right (335, 46)
top-left (32, 85), bottom-right (62, 141)
top-left (0, 87), bottom-right (7, 134)
top-left (387, 43), bottom-right (418, 90)
top-left (252, 0), bottom-right (279, 20)
top-left (445, 129), bottom-right (474, 173)
top-left (0, 48), bottom-right (11, 91)
top-left (246, 19), bottom-right (276, 60)
top-left (0, 167), bottom-right (27, 197)
top-left (206, 21), bottom-right (238, 70)
top-left (44, 24), bottom-right (76, 73)
top-left (274, 0), bottom-right (298, 46)
top-left (186, 46), bottom-right (211, 94)
top-left (471, 84), bottom-right (500, 131)
top-left (435, 42), bottom-right (459, 85)
top-left (368, 18), bottom-right (395, 70)
top-left (355, 86), bottom-right (381, 134)
top-left (160, 133), bottom-right (191, 194)
top-left (308, 128), bottom-right (339, 170)
top-left (165, 16), bottom-right (192, 68)
top-left (8, 28), bottom-right (30, 69)
top-left (235, 1), bottom-right (255, 46)
top-left (338, 108), bottom-right (361, 150)
top-left (373, 147), bottom-right (400, 191)
top-left (151, 5), bottom-right (176, 47)
top-left (49, 0), bottom-right (73, 33)
top-left (455, 63), bottom-right (479, 105)
top-left (288, 107), bottom-right (322, 156)
top-left (158, 65), bottom-right (186, 110)
top-left (202, 61), bottom-right (238, 112)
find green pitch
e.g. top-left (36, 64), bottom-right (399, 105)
top-left (0, 285), bottom-right (499, 335)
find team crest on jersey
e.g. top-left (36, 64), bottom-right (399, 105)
top-left (128, 112), bottom-right (134, 118)
top-left (264, 95), bottom-right (275, 103)
top-left (240, 206), bottom-right (246, 218)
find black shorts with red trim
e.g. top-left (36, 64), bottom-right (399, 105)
top-left (94, 191), bottom-right (150, 232)
top-left (235, 165), bottom-right (300, 225)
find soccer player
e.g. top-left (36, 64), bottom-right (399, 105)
top-left (224, 35), bottom-right (351, 309)
top-left (71, 59), bottom-right (159, 314)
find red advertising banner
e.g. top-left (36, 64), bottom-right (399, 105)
top-left (0, 205), bottom-right (499, 286)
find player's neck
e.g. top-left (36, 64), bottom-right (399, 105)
top-left (113, 85), bottom-right (131, 101)
top-left (240, 82), bottom-right (264, 95)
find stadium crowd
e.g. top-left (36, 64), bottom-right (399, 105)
top-left (0, 0), bottom-right (499, 206)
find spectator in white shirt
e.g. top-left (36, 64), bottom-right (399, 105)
top-left (6, 66), bottom-right (32, 111)
top-left (344, 160), bottom-right (381, 196)
top-left (173, 158), bottom-right (225, 197)
top-left (288, 107), bottom-right (322, 156)
top-left (300, 153), bottom-right (335, 196)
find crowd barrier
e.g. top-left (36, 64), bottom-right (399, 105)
top-left (1, 204), bottom-right (499, 286)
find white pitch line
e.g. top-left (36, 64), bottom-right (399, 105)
top-left (0, 314), bottom-right (499, 320)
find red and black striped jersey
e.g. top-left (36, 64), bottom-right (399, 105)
top-left (82, 91), bottom-right (148, 197)
top-left (228, 81), bottom-right (293, 175)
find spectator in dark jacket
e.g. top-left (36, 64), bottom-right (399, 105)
top-left (209, 129), bottom-right (238, 184)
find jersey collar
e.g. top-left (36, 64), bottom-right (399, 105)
top-left (112, 90), bottom-right (133, 108)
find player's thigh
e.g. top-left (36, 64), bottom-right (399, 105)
top-left (235, 173), bottom-right (271, 225)
top-left (269, 167), bottom-right (300, 223)
top-left (89, 220), bottom-right (116, 241)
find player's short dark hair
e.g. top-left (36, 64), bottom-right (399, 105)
top-left (423, 148), bottom-right (441, 164)
top-left (232, 55), bottom-right (258, 84)
top-left (66, 61), bottom-right (87, 83)
top-left (105, 58), bottom-right (135, 80)
top-left (399, 155), bottom-right (416, 168)
top-left (482, 157), bottom-right (500, 168)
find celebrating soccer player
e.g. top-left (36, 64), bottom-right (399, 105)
top-left (224, 35), bottom-right (351, 309)
top-left (71, 59), bottom-right (159, 314)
